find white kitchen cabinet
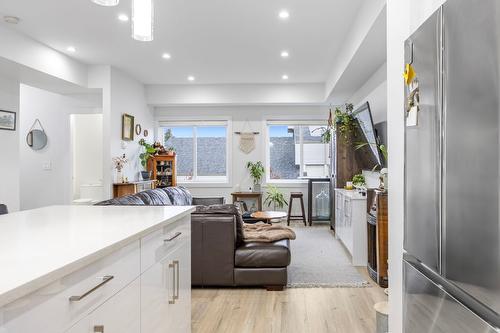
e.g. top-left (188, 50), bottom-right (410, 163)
top-left (66, 278), bottom-right (140, 333)
top-left (141, 217), bottom-right (191, 333)
top-left (334, 189), bottom-right (368, 266)
top-left (0, 206), bottom-right (194, 333)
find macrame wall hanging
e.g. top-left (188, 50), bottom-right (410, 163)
top-left (234, 119), bottom-right (259, 154)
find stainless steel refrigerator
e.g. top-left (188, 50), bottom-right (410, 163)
top-left (404, 0), bottom-right (500, 331)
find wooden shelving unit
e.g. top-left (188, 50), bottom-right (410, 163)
top-left (147, 155), bottom-right (177, 188)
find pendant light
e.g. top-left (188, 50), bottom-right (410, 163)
top-left (91, 0), bottom-right (119, 6)
top-left (132, 0), bottom-right (154, 41)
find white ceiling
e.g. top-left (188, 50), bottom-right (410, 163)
top-left (0, 0), bottom-right (364, 85)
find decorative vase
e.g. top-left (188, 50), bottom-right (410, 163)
top-left (116, 170), bottom-right (123, 183)
top-left (253, 183), bottom-right (261, 193)
top-left (141, 171), bottom-right (150, 180)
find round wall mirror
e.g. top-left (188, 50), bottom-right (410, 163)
top-left (26, 129), bottom-right (48, 150)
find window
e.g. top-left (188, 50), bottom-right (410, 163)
top-left (267, 122), bottom-right (330, 181)
top-left (160, 122), bottom-right (228, 183)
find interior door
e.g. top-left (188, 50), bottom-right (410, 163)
top-left (442, 0), bottom-right (500, 316)
top-left (404, 8), bottom-right (441, 273)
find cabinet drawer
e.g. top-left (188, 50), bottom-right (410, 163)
top-left (1, 241), bottom-right (140, 333)
top-left (141, 215), bottom-right (191, 273)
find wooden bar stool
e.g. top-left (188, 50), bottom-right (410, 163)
top-left (287, 192), bottom-right (307, 226)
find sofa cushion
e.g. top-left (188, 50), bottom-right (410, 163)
top-left (95, 194), bottom-right (145, 206)
top-left (194, 204), bottom-right (244, 246)
top-left (162, 186), bottom-right (193, 205)
top-left (136, 189), bottom-right (172, 205)
top-left (235, 239), bottom-right (290, 268)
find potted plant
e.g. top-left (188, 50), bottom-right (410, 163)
top-left (138, 139), bottom-right (155, 180)
top-left (246, 161), bottom-right (265, 192)
top-left (352, 174), bottom-right (366, 188)
top-left (264, 185), bottom-right (288, 211)
top-left (166, 146), bottom-right (176, 156)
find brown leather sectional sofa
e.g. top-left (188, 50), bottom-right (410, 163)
top-left (97, 187), bottom-right (291, 289)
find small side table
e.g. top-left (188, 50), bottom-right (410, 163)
top-left (250, 211), bottom-right (288, 224)
top-left (231, 192), bottom-right (263, 211)
top-left (113, 180), bottom-right (157, 198)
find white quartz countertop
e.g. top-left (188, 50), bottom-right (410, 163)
top-left (0, 205), bottom-right (195, 308)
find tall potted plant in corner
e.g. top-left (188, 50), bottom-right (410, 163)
top-left (264, 185), bottom-right (288, 211)
top-left (139, 139), bottom-right (156, 180)
top-left (246, 161), bottom-right (265, 192)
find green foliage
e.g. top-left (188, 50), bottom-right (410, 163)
top-left (352, 174), bottom-right (366, 187)
top-left (164, 129), bottom-right (173, 143)
top-left (246, 161), bottom-right (265, 184)
top-left (138, 139), bottom-right (156, 170)
top-left (335, 103), bottom-right (357, 141)
top-left (354, 142), bottom-right (388, 171)
top-left (264, 185), bottom-right (288, 210)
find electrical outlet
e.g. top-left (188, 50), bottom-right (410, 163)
top-left (42, 161), bottom-right (52, 170)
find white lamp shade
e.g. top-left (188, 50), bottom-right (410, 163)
top-left (91, 0), bottom-right (119, 6)
top-left (132, 0), bottom-right (154, 41)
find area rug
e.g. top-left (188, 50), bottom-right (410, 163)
top-left (287, 225), bottom-right (370, 288)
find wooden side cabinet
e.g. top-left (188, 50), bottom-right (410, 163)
top-left (113, 180), bottom-right (156, 198)
top-left (367, 189), bottom-right (388, 287)
top-left (147, 155), bottom-right (177, 188)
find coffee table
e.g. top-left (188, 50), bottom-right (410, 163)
top-left (250, 211), bottom-right (288, 224)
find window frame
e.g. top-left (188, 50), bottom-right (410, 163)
top-left (265, 120), bottom-right (330, 184)
top-left (158, 119), bottom-right (232, 187)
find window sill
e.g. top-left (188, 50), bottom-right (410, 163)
top-left (178, 182), bottom-right (233, 188)
top-left (264, 180), bottom-right (309, 187)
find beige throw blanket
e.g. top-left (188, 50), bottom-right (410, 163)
top-left (243, 222), bottom-right (296, 243)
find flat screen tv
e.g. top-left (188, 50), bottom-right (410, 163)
top-left (353, 102), bottom-right (383, 167)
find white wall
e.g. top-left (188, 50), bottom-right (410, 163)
top-left (154, 105), bottom-right (329, 215)
top-left (146, 83), bottom-right (325, 106)
top-left (387, 0), bottom-right (444, 332)
top-left (109, 68), bottom-right (154, 187)
top-left (349, 63), bottom-right (387, 124)
top-left (71, 114), bottom-right (103, 199)
top-left (0, 76), bottom-right (20, 212)
top-left (19, 85), bottom-right (102, 210)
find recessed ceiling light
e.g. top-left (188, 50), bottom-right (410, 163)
top-left (281, 50), bottom-right (289, 58)
top-left (118, 14), bottom-right (129, 22)
top-left (187, 76), bottom-right (195, 82)
top-left (162, 53), bottom-right (171, 59)
top-left (282, 74), bottom-right (289, 80)
top-left (3, 16), bottom-right (20, 24)
top-left (67, 46), bottom-right (76, 53)
top-left (279, 10), bottom-right (290, 20)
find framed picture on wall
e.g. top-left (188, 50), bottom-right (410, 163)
top-left (122, 113), bottom-right (135, 141)
top-left (0, 110), bottom-right (16, 131)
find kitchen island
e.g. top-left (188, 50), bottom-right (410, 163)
top-left (0, 205), bottom-right (194, 333)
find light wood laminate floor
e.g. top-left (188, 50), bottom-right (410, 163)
top-left (192, 269), bottom-right (387, 333)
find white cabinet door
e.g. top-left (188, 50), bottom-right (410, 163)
top-left (65, 317), bottom-right (89, 333)
top-left (141, 238), bottom-right (190, 333)
top-left (88, 278), bottom-right (140, 333)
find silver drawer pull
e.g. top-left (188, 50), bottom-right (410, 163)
top-left (169, 262), bottom-right (176, 304)
top-left (164, 232), bottom-right (182, 242)
top-left (69, 275), bottom-right (114, 302)
top-left (174, 260), bottom-right (180, 300)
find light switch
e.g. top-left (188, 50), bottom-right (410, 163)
top-left (42, 161), bottom-right (52, 170)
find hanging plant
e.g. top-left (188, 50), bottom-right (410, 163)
top-left (335, 103), bottom-right (357, 141)
top-left (312, 107), bottom-right (335, 143)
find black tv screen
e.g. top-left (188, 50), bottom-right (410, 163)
top-left (353, 102), bottom-right (383, 166)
